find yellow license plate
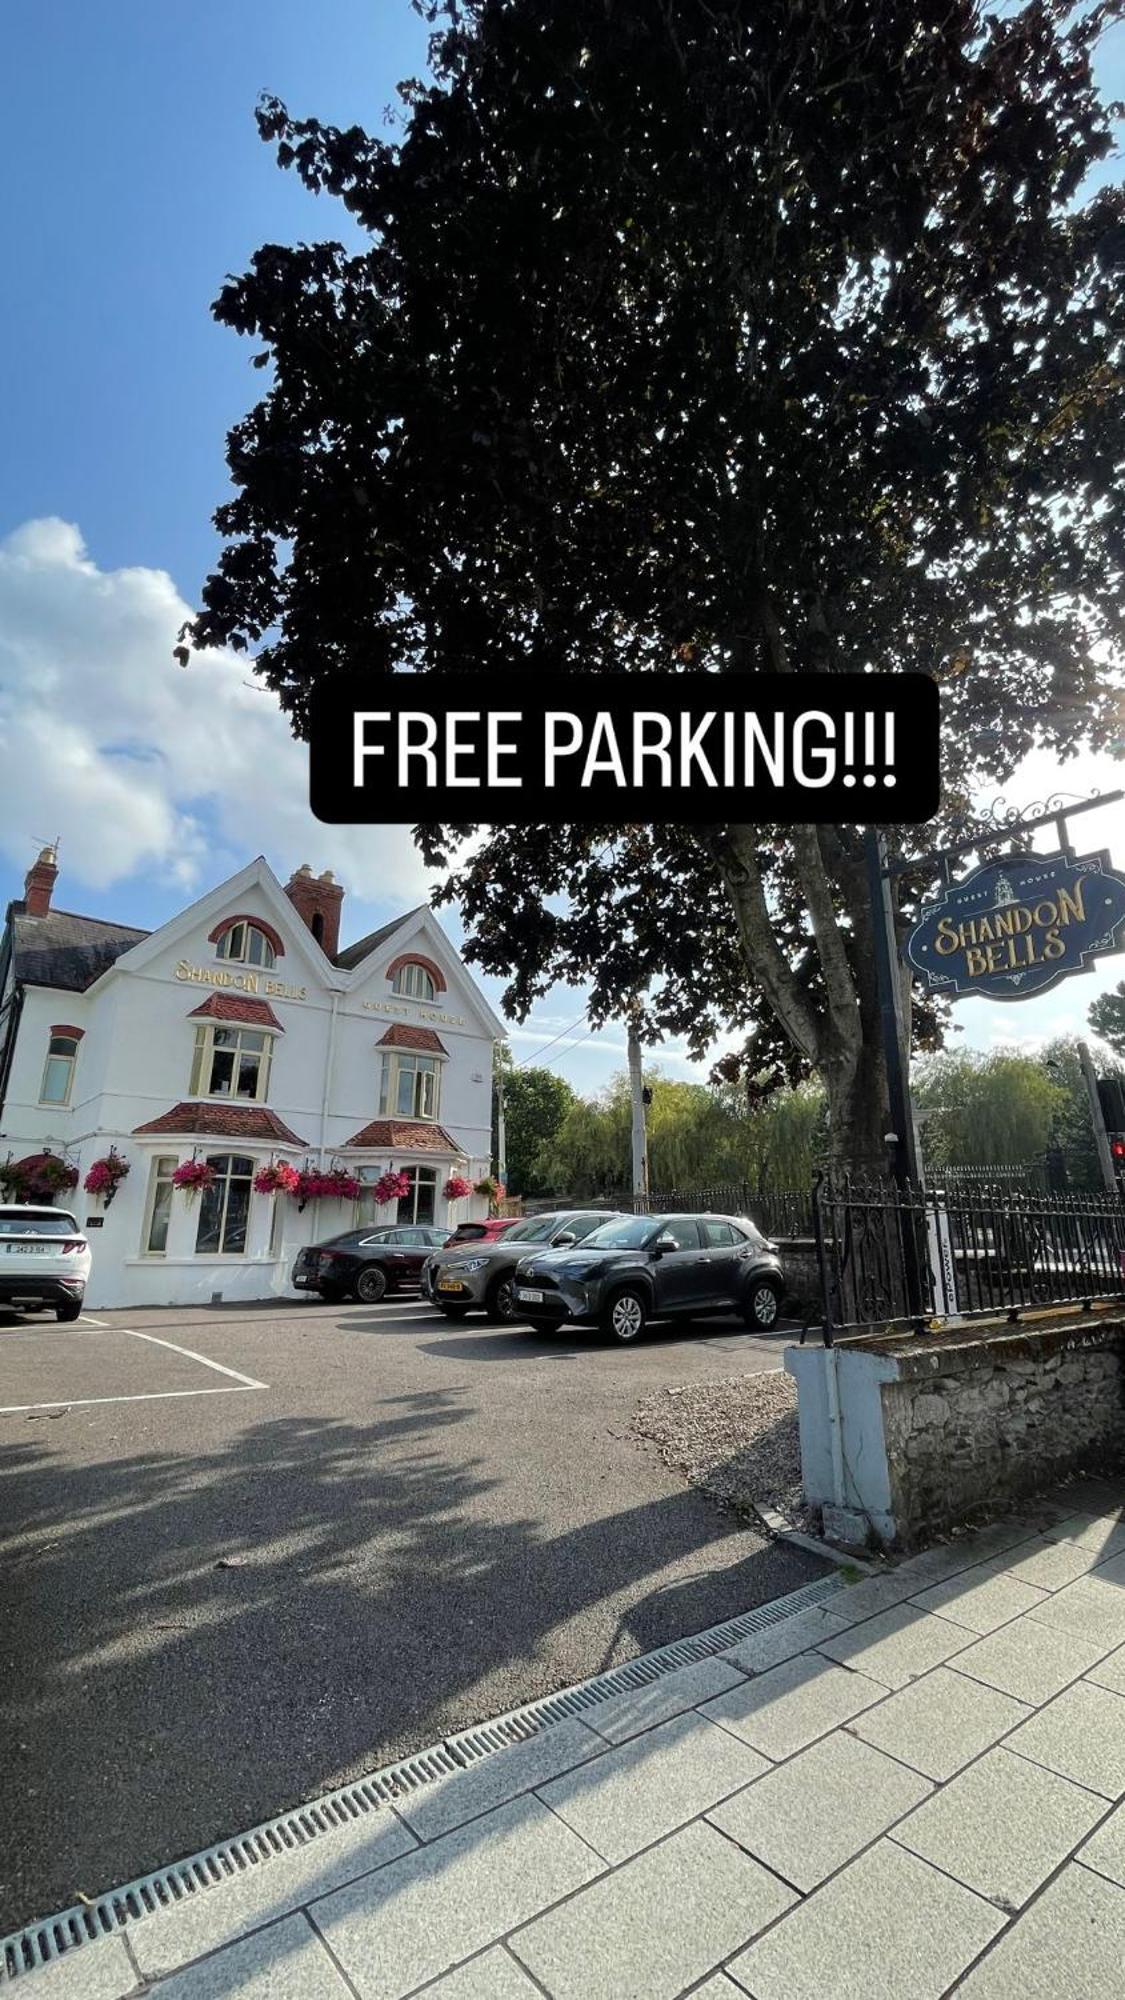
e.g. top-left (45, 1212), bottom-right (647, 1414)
top-left (437, 1279), bottom-right (465, 1293)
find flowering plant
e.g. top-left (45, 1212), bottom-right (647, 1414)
top-left (253, 1161), bottom-right (301, 1196)
top-left (372, 1169), bottom-right (412, 1206)
top-left (172, 1159), bottom-right (216, 1194)
top-left (473, 1175), bottom-right (500, 1203)
top-left (443, 1174), bottom-right (474, 1201)
top-left (295, 1168), bottom-right (363, 1210)
top-left (1, 1153), bottom-right (80, 1202)
top-left (83, 1150), bottom-right (131, 1206)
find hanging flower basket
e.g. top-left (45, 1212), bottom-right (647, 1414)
top-left (443, 1174), bottom-right (474, 1202)
top-left (294, 1168), bottom-right (362, 1211)
top-left (0, 1152), bottom-right (80, 1204)
top-left (371, 1169), bottom-right (412, 1207)
top-left (172, 1159), bottom-right (216, 1195)
top-left (83, 1150), bottom-right (131, 1207)
top-left (253, 1161), bottom-right (301, 1196)
top-left (473, 1175), bottom-right (500, 1204)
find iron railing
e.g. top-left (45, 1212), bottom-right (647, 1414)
top-left (813, 1172), bottom-right (1125, 1344)
top-left (521, 1184), bottom-right (815, 1237)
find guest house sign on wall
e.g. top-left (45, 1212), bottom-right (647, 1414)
top-left (906, 849), bottom-right (1125, 1002)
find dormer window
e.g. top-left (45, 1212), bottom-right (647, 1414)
top-left (215, 921), bottom-right (277, 970)
top-left (392, 961), bottom-right (436, 1001)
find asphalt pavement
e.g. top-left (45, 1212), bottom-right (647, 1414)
top-left (0, 1292), bottom-right (826, 1934)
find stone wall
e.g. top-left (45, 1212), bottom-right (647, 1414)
top-left (881, 1317), bottom-right (1125, 1545)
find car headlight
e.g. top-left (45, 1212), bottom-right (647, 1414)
top-left (459, 1257), bottom-right (489, 1273)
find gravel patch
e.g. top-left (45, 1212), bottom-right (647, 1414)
top-left (631, 1371), bottom-right (808, 1528)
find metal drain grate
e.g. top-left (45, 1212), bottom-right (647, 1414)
top-left (0, 1570), bottom-right (842, 1984)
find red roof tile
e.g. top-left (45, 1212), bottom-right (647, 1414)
top-left (374, 1024), bottom-right (448, 1056)
top-left (186, 993), bottom-right (285, 1029)
top-left (342, 1120), bottom-right (460, 1152)
top-left (133, 1103), bottom-right (307, 1146)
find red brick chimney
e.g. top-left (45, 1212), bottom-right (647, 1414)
top-left (283, 865), bottom-right (344, 958)
top-left (24, 845), bottom-right (59, 918)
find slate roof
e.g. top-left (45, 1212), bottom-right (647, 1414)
top-left (374, 1024), bottom-right (448, 1056)
top-left (333, 906), bottom-right (428, 971)
top-left (342, 1119), bottom-right (460, 1152)
top-left (133, 1103), bottom-right (307, 1146)
top-left (186, 994), bottom-right (285, 1030)
top-left (12, 909), bottom-right (150, 992)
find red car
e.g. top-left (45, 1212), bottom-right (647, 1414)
top-left (443, 1215), bottom-right (520, 1247)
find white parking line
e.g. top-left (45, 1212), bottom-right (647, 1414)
top-left (116, 1327), bottom-right (266, 1388)
top-left (0, 1315), bottom-right (268, 1415)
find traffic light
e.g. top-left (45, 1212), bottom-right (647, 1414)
top-left (1097, 1077), bottom-right (1125, 1131)
top-left (1112, 1137), bottom-right (1125, 1165)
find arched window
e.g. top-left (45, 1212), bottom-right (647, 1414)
top-left (215, 921), bottom-right (277, 970)
top-left (391, 961), bottom-right (436, 1001)
top-left (39, 1033), bottom-right (79, 1106)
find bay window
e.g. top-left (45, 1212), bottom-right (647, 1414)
top-left (397, 1165), bottom-right (437, 1225)
top-left (189, 1024), bottom-right (274, 1102)
top-left (379, 1050), bottom-right (440, 1120)
top-left (195, 1154), bottom-right (255, 1255)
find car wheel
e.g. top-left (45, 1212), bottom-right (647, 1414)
top-left (355, 1265), bottom-right (388, 1305)
top-left (744, 1279), bottom-right (782, 1331)
top-left (55, 1297), bottom-right (83, 1323)
top-left (602, 1286), bottom-right (647, 1343)
top-left (485, 1273), bottom-right (518, 1322)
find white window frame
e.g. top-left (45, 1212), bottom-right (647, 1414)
top-left (189, 1023), bottom-right (275, 1103)
top-left (391, 962), bottom-right (436, 1001)
top-left (39, 1033), bottom-right (79, 1107)
top-left (215, 921), bottom-right (276, 969)
top-left (194, 1153), bottom-right (256, 1257)
top-left (378, 1050), bottom-right (440, 1120)
top-left (142, 1155), bottom-right (179, 1256)
top-left (397, 1164), bottom-right (438, 1224)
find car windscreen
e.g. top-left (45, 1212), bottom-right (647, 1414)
top-left (0, 1211), bottom-right (77, 1236)
top-left (560, 1213), bottom-right (616, 1241)
top-left (578, 1216), bottom-right (660, 1250)
top-left (497, 1216), bottom-right (561, 1243)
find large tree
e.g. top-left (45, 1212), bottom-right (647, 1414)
top-left (184, 0), bottom-right (1125, 1167)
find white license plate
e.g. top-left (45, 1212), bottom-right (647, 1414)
top-left (6, 1243), bottom-right (54, 1255)
top-left (516, 1287), bottom-right (544, 1303)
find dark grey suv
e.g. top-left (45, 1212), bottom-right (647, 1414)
top-left (423, 1209), bottom-right (623, 1322)
top-left (512, 1212), bottom-right (784, 1341)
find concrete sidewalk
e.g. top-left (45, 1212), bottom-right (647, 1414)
top-left (11, 1479), bottom-right (1125, 1999)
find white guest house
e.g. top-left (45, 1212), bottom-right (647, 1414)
top-left (0, 848), bottom-right (505, 1307)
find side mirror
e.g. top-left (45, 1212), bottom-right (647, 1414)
top-left (652, 1235), bottom-right (676, 1257)
top-left (553, 1230), bottom-right (577, 1248)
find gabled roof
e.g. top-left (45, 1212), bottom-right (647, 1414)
top-left (333, 906), bottom-right (427, 971)
top-left (375, 1024), bottom-right (448, 1056)
top-left (12, 908), bottom-right (150, 993)
top-left (133, 1103), bottom-right (307, 1146)
top-left (343, 1119), bottom-right (460, 1152)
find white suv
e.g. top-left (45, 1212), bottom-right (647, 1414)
top-left (0, 1206), bottom-right (91, 1321)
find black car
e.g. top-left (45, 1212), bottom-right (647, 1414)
top-left (291, 1225), bottom-right (449, 1304)
top-left (512, 1212), bottom-right (785, 1341)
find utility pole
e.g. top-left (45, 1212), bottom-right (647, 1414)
top-left (864, 828), bottom-right (922, 1188)
top-left (1079, 1039), bottom-right (1117, 1194)
top-left (495, 1065), bottom-right (507, 1193)
top-left (627, 1013), bottom-right (649, 1207)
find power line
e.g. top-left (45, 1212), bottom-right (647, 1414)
top-left (514, 1010), bottom-right (591, 1067)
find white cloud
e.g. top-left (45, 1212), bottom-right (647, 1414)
top-left (0, 518), bottom-right (430, 901)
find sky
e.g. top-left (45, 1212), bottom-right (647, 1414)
top-left (1, 1), bottom-right (1123, 1099)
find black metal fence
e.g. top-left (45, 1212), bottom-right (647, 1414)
top-left (814, 1173), bottom-right (1125, 1344)
top-left (522, 1184), bottom-right (815, 1237)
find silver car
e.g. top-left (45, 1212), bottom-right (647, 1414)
top-left (424, 1210), bottom-right (623, 1322)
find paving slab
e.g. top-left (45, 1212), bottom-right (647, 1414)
top-left (509, 1819), bottom-right (795, 2000)
top-left (1004, 1679), bottom-right (1125, 1799)
top-left (309, 1795), bottom-right (604, 2000)
top-left (1079, 1798), bottom-right (1125, 1889)
top-left (150, 1913), bottom-right (349, 1998)
top-left (953, 1861), bottom-right (1125, 1998)
top-left (847, 1666), bottom-right (1031, 1782)
top-left (585, 1655), bottom-right (747, 1744)
top-left (983, 1535), bottom-right (1101, 1591)
top-left (691, 1979), bottom-right (746, 2000)
top-left (951, 1616), bottom-right (1108, 1706)
top-left (1086, 1547), bottom-right (1125, 1587)
top-left (415, 1946), bottom-right (544, 1999)
top-left (1026, 1575), bottom-right (1125, 1650)
top-left (725, 1837), bottom-right (1004, 2000)
top-left (814, 1603), bottom-right (971, 1688)
top-left (1042, 1512), bottom-right (1125, 1559)
top-left (908, 1569), bottom-right (1049, 1634)
top-left (891, 1745), bottom-right (1104, 1912)
top-left (699, 1652), bottom-right (887, 1762)
top-left (1086, 1639), bottom-right (1125, 1697)
top-left (394, 1718), bottom-right (604, 1841)
top-left (708, 1729), bottom-right (931, 1892)
top-left (893, 1519), bottom-right (1041, 1587)
top-left (720, 1604), bottom-right (852, 1675)
top-left (7, 1938), bottom-right (136, 1999)
top-left (130, 1807), bottom-right (416, 1980)
top-left (536, 1710), bottom-right (768, 1865)
top-left (815, 1570), bottom-right (920, 1627)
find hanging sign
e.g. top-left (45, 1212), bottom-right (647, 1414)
top-left (906, 849), bottom-right (1125, 1002)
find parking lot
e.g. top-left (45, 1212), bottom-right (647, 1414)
top-left (0, 1289), bottom-right (824, 1934)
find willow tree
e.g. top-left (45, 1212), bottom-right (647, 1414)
top-left (183, 0), bottom-right (1125, 1167)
